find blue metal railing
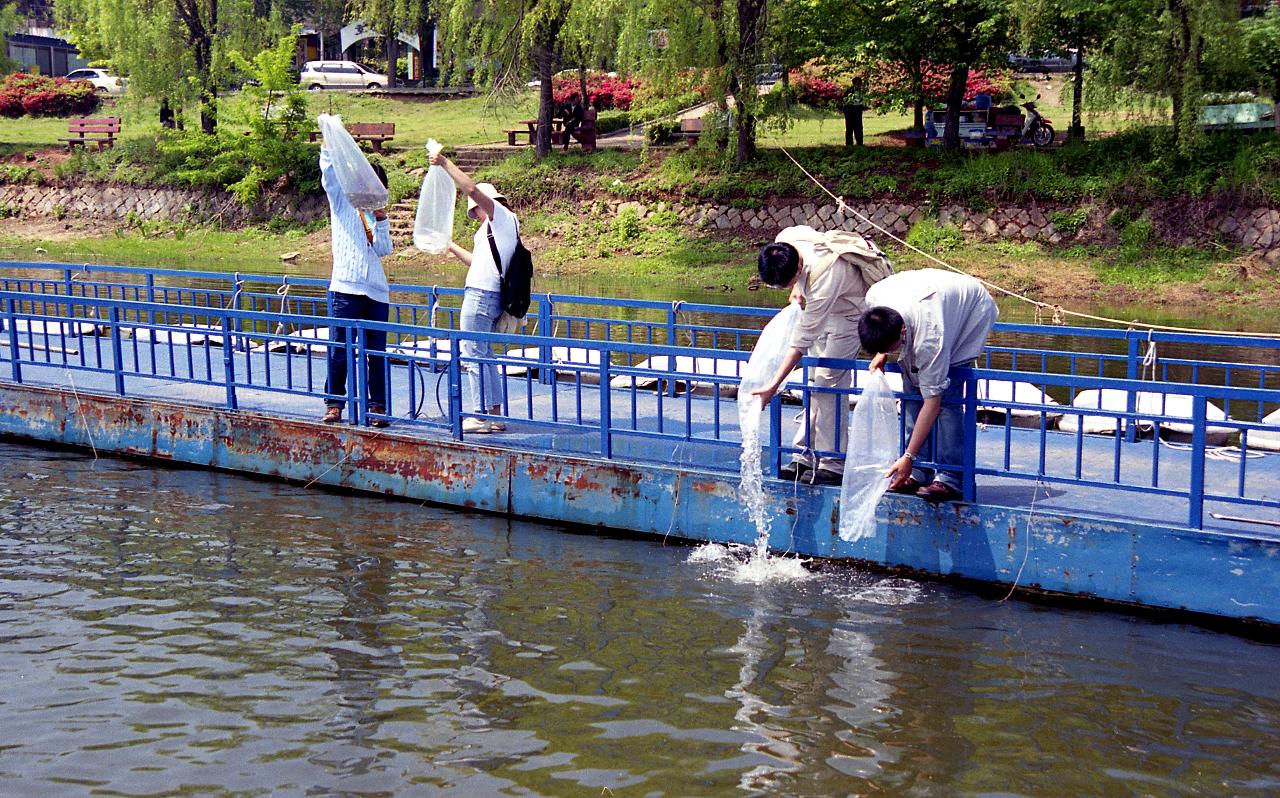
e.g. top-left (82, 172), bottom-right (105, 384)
top-left (1, 262), bottom-right (1278, 531)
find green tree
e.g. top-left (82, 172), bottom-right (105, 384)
top-left (58, 0), bottom-right (276, 133)
top-left (1090, 0), bottom-right (1239, 150)
top-left (346, 0), bottom-right (435, 89)
top-left (1013, 0), bottom-right (1117, 140)
top-left (439, 0), bottom-right (574, 157)
top-left (925, 0), bottom-right (1011, 149)
top-left (0, 3), bottom-right (19, 74)
top-left (1243, 6), bottom-right (1280, 133)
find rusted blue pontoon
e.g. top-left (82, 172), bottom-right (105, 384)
top-left (1, 263), bottom-right (1277, 627)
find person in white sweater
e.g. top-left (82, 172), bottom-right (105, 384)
top-left (320, 148), bottom-right (393, 427)
top-left (860, 269), bottom-right (998, 502)
top-left (750, 226), bottom-right (893, 485)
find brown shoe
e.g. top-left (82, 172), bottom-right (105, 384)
top-left (916, 481), bottom-right (962, 503)
top-left (368, 403), bottom-right (390, 428)
top-left (322, 406), bottom-right (342, 424)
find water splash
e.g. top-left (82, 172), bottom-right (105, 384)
top-left (688, 542), bottom-right (812, 584)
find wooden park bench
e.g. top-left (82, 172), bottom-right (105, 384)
top-left (506, 120), bottom-right (537, 146)
top-left (346, 122), bottom-right (395, 152)
top-left (307, 121), bottom-right (396, 152)
top-left (61, 117), bottom-right (121, 151)
top-left (675, 117), bottom-right (703, 144)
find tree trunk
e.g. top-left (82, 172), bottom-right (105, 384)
top-left (914, 98), bottom-right (924, 131)
top-left (943, 63), bottom-right (968, 150)
top-left (732, 0), bottom-right (766, 164)
top-left (385, 12), bottom-right (398, 90)
top-left (578, 65), bottom-right (588, 105)
top-left (535, 42), bottom-right (556, 157)
top-left (1070, 43), bottom-right (1085, 140)
top-left (1274, 77), bottom-right (1280, 135)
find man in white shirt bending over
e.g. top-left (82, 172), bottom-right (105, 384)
top-left (859, 269), bottom-right (998, 502)
top-left (750, 226), bottom-right (893, 485)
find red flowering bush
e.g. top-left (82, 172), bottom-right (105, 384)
top-left (868, 62), bottom-right (1012, 106)
top-left (551, 74), bottom-right (641, 111)
top-left (0, 72), bottom-right (100, 118)
top-left (789, 70), bottom-right (844, 109)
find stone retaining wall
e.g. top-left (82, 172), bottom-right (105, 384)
top-left (616, 198), bottom-right (1280, 254)
top-left (0, 183), bottom-right (328, 227)
top-left (4, 181), bottom-right (1278, 255)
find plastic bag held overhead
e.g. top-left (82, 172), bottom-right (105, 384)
top-left (413, 138), bottom-right (456, 254)
top-left (837, 371), bottom-right (900, 543)
top-left (317, 114), bottom-right (388, 211)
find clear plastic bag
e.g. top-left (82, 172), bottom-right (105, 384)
top-left (738, 302), bottom-right (801, 398)
top-left (317, 114), bottom-right (388, 210)
top-left (838, 371), bottom-right (900, 542)
top-left (413, 138), bottom-right (455, 254)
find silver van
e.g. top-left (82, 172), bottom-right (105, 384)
top-left (299, 61), bottom-right (388, 90)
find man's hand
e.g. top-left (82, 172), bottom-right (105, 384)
top-left (885, 455), bottom-right (914, 489)
top-left (429, 152), bottom-right (446, 168)
top-left (788, 283), bottom-right (805, 309)
top-left (751, 384), bottom-right (778, 410)
top-left (373, 209), bottom-right (387, 221)
top-left (868, 352), bottom-right (887, 373)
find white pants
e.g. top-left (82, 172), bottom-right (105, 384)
top-left (791, 319), bottom-right (861, 474)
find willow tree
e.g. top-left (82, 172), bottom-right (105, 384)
top-left (614, 0), bottom-right (769, 164)
top-left (345, 0), bottom-right (435, 89)
top-left (439, 0), bottom-right (574, 157)
top-left (58, 0), bottom-right (274, 133)
top-left (1090, 0), bottom-right (1239, 150)
top-left (1244, 6), bottom-right (1280, 134)
top-left (1012, 0), bottom-right (1118, 140)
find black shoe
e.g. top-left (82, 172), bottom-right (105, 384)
top-left (810, 468), bottom-right (843, 486)
top-left (778, 462), bottom-right (813, 482)
top-left (889, 477), bottom-right (924, 495)
top-left (917, 481), bottom-right (962, 503)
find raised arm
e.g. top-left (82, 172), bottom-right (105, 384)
top-left (428, 153), bottom-right (495, 221)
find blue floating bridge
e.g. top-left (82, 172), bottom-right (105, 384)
top-left (1, 262), bottom-right (1278, 626)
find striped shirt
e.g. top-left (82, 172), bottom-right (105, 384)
top-left (321, 149), bottom-right (392, 304)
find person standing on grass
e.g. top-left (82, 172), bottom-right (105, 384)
top-left (750, 226), bottom-right (894, 485)
top-left (859, 269), bottom-right (998, 503)
top-left (320, 146), bottom-right (392, 428)
top-left (841, 79), bottom-right (869, 147)
top-left (429, 152), bottom-right (518, 434)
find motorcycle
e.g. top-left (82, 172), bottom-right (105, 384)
top-left (1022, 95), bottom-right (1055, 147)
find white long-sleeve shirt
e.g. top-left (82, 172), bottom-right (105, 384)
top-left (864, 269), bottom-right (998, 397)
top-left (321, 149), bottom-right (392, 303)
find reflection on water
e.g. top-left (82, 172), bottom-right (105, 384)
top-left (1, 443), bottom-right (1278, 796)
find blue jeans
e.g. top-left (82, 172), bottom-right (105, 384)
top-left (460, 287), bottom-right (505, 413)
top-left (901, 372), bottom-right (965, 490)
top-left (325, 291), bottom-right (388, 409)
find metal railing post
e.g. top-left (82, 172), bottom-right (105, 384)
top-left (221, 315), bottom-right (238, 410)
top-left (538, 296), bottom-right (554, 386)
top-left (962, 369), bottom-right (979, 502)
top-left (769, 395), bottom-right (783, 477)
top-left (4, 298), bottom-right (22, 384)
top-left (1188, 395), bottom-right (1207, 529)
top-left (448, 336), bottom-right (463, 440)
top-left (1125, 334), bottom-right (1140, 443)
top-left (108, 306), bottom-right (125, 396)
top-left (346, 323), bottom-right (358, 425)
top-left (599, 355), bottom-right (612, 458)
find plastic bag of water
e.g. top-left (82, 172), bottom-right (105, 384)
top-left (738, 302), bottom-right (801, 398)
top-left (838, 371), bottom-right (899, 542)
top-left (737, 303), bottom-right (801, 544)
top-left (317, 114), bottom-right (388, 211)
top-left (413, 139), bottom-right (456, 254)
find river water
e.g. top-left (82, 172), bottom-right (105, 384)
top-left (2, 441), bottom-right (1277, 797)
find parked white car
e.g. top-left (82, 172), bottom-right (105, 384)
top-left (65, 68), bottom-right (126, 95)
top-left (299, 61), bottom-right (388, 90)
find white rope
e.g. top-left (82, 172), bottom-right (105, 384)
top-left (777, 146), bottom-right (1280, 339)
top-left (64, 369), bottom-right (98, 464)
top-left (1001, 479), bottom-right (1045, 601)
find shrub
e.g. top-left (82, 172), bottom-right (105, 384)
top-left (0, 72), bottom-right (99, 117)
top-left (788, 68), bottom-right (844, 109)
top-left (906, 218), bottom-right (963, 253)
top-left (646, 120), bottom-right (678, 145)
top-left (551, 74), bottom-right (640, 111)
top-left (1050, 208), bottom-right (1089, 236)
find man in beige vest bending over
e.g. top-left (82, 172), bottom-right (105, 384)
top-left (751, 226), bottom-right (893, 485)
